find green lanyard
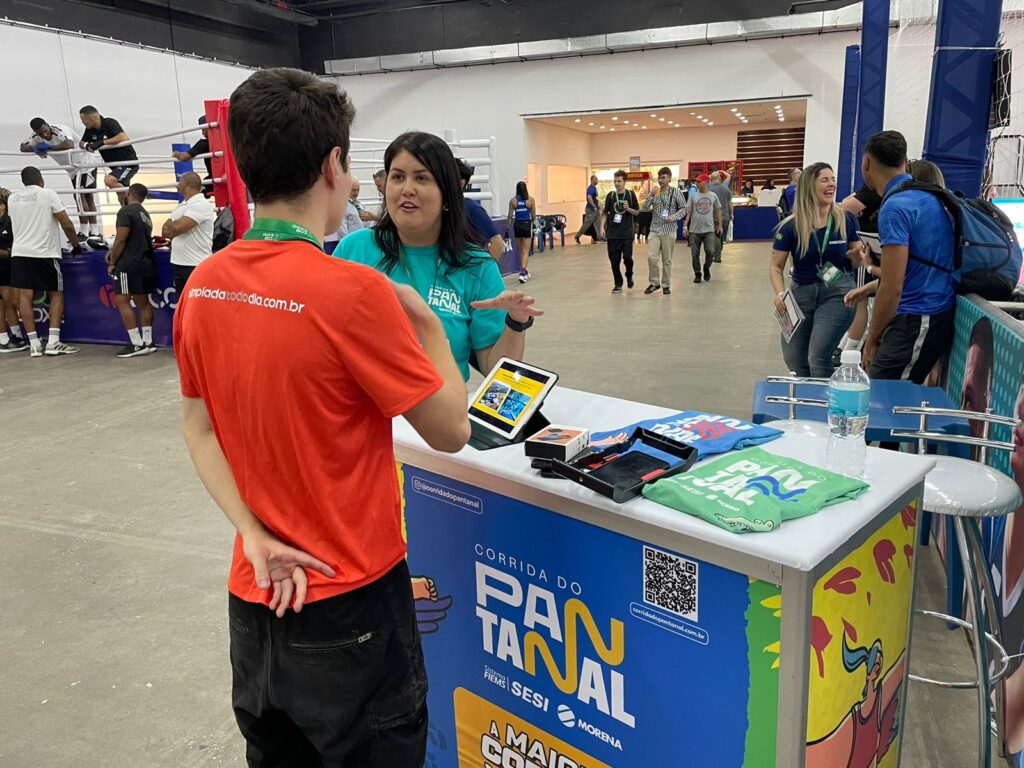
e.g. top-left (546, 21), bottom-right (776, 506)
top-left (817, 215), bottom-right (833, 264)
top-left (242, 218), bottom-right (322, 250)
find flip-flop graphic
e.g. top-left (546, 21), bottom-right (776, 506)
top-left (824, 566), bottom-right (861, 595)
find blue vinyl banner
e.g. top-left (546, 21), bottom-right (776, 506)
top-left (31, 250), bottom-right (177, 347)
top-left (400, 464), bottom-right (782, 768)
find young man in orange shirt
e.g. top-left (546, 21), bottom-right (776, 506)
top-left (174, 68), bottom-right (470, 766)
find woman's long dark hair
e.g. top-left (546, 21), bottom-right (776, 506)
top-left (373, 131), bottom-right (484, 277)
top-left (516, 181), bottom-right (529, 200)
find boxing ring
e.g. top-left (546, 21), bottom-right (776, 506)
top-left (0, 103), bottom-right (507, 346)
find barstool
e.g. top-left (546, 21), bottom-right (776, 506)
top-left (892, 403), bottom-right (1021, 768)
top-left (764, 376), bottom-right (832, 438)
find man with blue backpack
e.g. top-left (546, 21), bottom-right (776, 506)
top-left (858, 130), bottom-right (1021, 383)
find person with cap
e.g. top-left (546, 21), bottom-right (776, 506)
top-left (172, 116), bottom-right (213, 189)
top-left (683, 174), bottom-right (722, 284)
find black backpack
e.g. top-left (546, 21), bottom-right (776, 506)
top-left (886, 181), bottom-right (1022, 301)
top-left (212, 207), bottom-right (234, 253)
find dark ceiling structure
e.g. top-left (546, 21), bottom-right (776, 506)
top-left (4, 0), bottom-right (854, 72)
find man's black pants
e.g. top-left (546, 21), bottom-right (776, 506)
top-left (228, 560), bottom-right (428, 767)
top-left (869, 306), bottom-right (957, 385)
top-left (607, 238), bottom-right (634, 287)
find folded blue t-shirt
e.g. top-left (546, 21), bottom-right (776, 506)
top-left (590, 412), bottom-right (783, 467)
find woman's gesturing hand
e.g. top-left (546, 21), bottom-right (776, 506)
top-left (471, 291), bottom-right (544, 325)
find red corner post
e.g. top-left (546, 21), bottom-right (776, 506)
top-left (204, 98), bottom-right (251, 239)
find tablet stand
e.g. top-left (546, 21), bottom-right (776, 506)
top-left (469, 409), bottom-right (550, 451)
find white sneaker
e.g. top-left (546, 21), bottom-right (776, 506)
top-left (30, 344), bottom-right (43, 358)
top-left (44, 341), bottom-right (80, 356)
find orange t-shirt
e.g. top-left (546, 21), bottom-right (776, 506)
top-left (173, 239), bottom-right (443, 605)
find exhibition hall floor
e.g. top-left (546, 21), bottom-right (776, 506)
top-left (0, 240), bottom-right (982, 766)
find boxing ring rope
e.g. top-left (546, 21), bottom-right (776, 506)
top-left (0, 153), bottom-right (223, 175)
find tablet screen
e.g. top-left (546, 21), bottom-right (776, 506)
top-left (468, 359), bottom-right (556, 438)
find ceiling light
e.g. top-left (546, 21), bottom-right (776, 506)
top-left (650, 113), bottom-right (657, 118)
top-left (778, 117), bottom-right (785, 122)
top-left (696, 115), bottom-right (703, 119)
top-left (623, 120), bottom-right (630, 124)
top-left (659, 118), bottom-right (666, 122)
top-left (690, 112), bottom-right (696, 115)
top-left (610, 128), bottom-right (616, 131)
top-left (641, 126), bottom-right (647, 130)
top-left (774, 104), bottom-right (781, 109)
top-left (730, 108), bottom-right (738, 113)
top-left (736, 113), bottom-right (744, 118)
top-left (600, 125), bottom-right (606, 129)
top-left (574, 118), bottom-right (581, 123)
top-left (588, 122), bottom-right (594, 126)
top-left (708, 121), bottom-right (714, 126)
top-left (611, 116), bottom-right (618, 121)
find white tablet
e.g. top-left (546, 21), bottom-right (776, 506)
top-left (468, 358), bottom-right (558, 441)
top-left (858, 230), bottom-right (882, 257)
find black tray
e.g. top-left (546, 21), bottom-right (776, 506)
top-left (550, 427), bottom-right (698, 503)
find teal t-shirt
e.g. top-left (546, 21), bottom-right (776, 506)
top-left (642, 447), bottom-right (870, 533)
top-left (336, 229), bottom-right (506, 380)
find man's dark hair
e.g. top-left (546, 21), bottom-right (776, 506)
top-left (30, 117), bottom-right (46, 132)
top-left (456, 159), bottom-right (474, 186)
top-left (128, 183), bottom-right (148, 202)
top-left (227, 68), bottom-right (356, 203)
top-left (198, 115), bottom-right (207, 126)
top-left (614, 170), bottom-right (627, 181)
top-left (658, 167), bottom-right (672, 178)
top-left (21, 167), bottom-right (43, 186)
top-left (788, 167), bottom-right (800, 181)
top-left (864, 131), bottom-right (908, 169)
top-left (374, 131), bottom-right (484, 277)
top-left (79, 105), bottom-right (99, 115)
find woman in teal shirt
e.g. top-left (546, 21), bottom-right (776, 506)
top-left (337, 132), bottom-right (542, 380)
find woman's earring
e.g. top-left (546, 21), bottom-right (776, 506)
top-left (443, 204), bottom-right (449, 211)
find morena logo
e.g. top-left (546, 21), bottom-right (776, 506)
top-left (98, 284), bottom-right (116, 308)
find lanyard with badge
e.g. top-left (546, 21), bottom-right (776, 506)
top-left (815, 215), bottom-right (843, 286)
top-left (659, 188), bottom-right (672, 220)
top-left (613, 191), bottom-right (629, 224)
top-left (242, 218), bottom-right (323, 250)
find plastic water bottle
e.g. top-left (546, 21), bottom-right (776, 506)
top-left (826, 350), bottom-right (870, 479)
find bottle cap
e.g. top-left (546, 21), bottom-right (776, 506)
top-left (840, 349), bottom-right (862, 365)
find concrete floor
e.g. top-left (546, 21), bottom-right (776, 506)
top-left (0, 239), bottom-right (990, 766)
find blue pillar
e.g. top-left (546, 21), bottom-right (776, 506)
top-left (854, 0), bottom-right (891, 191)
top-left (921, 0), bottom-right (1003, 197)
top-left (171, 142), bottom-right (193, 179)
top-left (838, 45), bottom-right (862, 198)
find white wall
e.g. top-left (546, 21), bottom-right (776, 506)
top-left (590, 125), bottom-right (743, 172)
top-left (0, 24), bottom-right (252, 229)
top-left (330, 32), bottom-right (861, 212)
top-left (523, 121), bottom-right (593, 225)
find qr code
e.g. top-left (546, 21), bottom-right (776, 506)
top-left (643, 546), bottom-right (698, 621)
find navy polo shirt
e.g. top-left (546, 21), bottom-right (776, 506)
top-left (879, 173), bottom-right (956, 315)
top-left (465, 197), bottom-right (499, 246)
top-left (773, 211), bottom-right (860, 285)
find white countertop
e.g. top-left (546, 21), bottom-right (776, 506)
top-left (393, 387), bottom-right (936, 573)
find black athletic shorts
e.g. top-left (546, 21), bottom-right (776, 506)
top-left (513, 220), bottom-right (532, 239)
top-left (870, 306), bottom-right (957, 384)
top-left (72, 167), bottom-right (98, 190)
top-left (0, 258), bottom-right (11, 287)
top-left (109, 166), bottom-right (139, 186)
top-left (11, 257), bottom-right (62, 292)
top-left (111, 267), bottom-right (157, 296)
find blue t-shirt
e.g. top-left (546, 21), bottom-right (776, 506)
top-left (590, 411), bottom-right (783, 467)
top-left (513, 196), bottom-right (531, 222)
top-left (465, 198), bottom-right (499, 246)
top-left (784, 184), bottom-right (797, 211)
top-left (773, 210), bottom-right (860, 286)
top-left (879, 173), bottom-right (956, 315)
top-left (586, 184), bottom-right (598, 211)
top-left (336, 229), bottom-right (506, 380)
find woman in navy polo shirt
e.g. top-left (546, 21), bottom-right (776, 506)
top-left (769, 162), bottom-right (861, 377)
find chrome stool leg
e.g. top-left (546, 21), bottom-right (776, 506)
top-left (910, 517), bottom-right (1012, 768)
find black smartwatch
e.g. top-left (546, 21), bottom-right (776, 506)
top-left (505, 314), bottom-right (534, 332)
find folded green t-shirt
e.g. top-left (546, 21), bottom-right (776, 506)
top-left (641, 447), bottom-right (870, 533)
